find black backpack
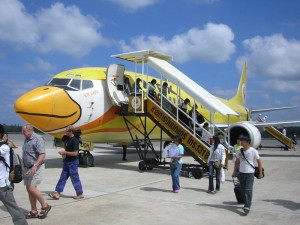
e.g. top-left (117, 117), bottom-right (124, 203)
top-left (0, 142), bottom-right (23, 183)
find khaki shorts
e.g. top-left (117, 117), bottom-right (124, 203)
top-left (23, 164), bottom-right (44, 186)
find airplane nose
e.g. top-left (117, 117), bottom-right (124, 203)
top-left (14, 86), bottom-right (81, 132)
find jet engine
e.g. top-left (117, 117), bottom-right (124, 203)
top-left (228, 122), bottom-right (261, 149)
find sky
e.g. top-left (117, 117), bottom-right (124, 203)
top-left (1, 0), bottom-right (300, 125)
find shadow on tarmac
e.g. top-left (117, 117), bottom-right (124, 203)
top-left (263, 199), bottom-right (300, 211)
top-left (197, 202), bottom-right (246, 216)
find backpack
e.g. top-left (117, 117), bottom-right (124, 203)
top-left (0, 142), bottom-right (23, 183)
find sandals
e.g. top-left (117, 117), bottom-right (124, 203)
top-left (73, 195), bottom-right (84, 199)
top-left (25, 211), bottom-right (39, 219)
top-left (48, 192), bottom-right (60, 200)
top-left (39, 204), bottom-right (52, 219)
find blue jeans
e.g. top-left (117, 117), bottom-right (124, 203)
top-left (171, 163), bottom-right (182, 191)
top-left (208, 161), bottom-right (221, 191)
top-left (55, 159), bottom-right (83, 195)
top-left (238, 172), bottom-right (254, 209)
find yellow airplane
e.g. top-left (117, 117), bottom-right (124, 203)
top-left (14, 50), bottom-right (299, 153)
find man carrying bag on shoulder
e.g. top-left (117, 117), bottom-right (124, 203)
top-left (232, 134), bottom-right (263, 215)
top-left (0, 124), bottom-right (28, 225)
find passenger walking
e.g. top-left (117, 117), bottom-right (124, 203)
top-left (201, 122), bottom-right (212, 146)
top-left (292, 134), bottom-right (297, 151)
top-left (178, 98), bottom-right (190, 127)
top-left (161, 82), bottom-right (171, 111)
top-left (49, 125), bottom-right (84, 200)
top-left (0, 124), bottom-right (28, 225)
top-left (188, 104), bottom-right (205, 137)
top-left (124, 77), bottom-right (132, 97)
top-left (2, 132), bottom-right (18, 148)
top-left (148, 79), bottom-right (159, 101)
top-left (232, 134), bottom-right (263, 215)
top-left (207, 135), bottom-right (226, 193)
top-left (168, 136), bottom-right (184, 193)
top-left (22, 124), bottom-right (51, 219)
top-left (133, 78), bottom-right (142, 94)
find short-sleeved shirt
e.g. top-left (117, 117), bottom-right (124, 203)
top-left (65, 136), bottom-right (79, 162)
top-left (237, 147), bottom-right (260, 173)
top-left (22, 133), bottom-right (45, 168)
top-left (170, 144), bottom-right (184, 164)
top-left (0, 143), bottom-right (10, 187)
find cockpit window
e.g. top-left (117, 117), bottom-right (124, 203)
top-left (82, 80), bottom-right (93, 89)
top-left (46, 78), bottom-right (94, 91)
top-left (70, 79), bottom-right (81, 90)
top-left (47, 78), bottom-right (71, 86)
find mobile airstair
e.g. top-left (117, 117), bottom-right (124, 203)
top-left (107, 50), bottom-right (238, 178)
top-left (264, 126), bottom-right (294, 150)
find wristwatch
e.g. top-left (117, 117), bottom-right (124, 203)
top-left (33, 163), bottom-right (39, 167)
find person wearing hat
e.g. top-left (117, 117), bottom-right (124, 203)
top-left (0, 124), bottom-right (28, 225)
top-left (232, 134), bottom-right (263, 215)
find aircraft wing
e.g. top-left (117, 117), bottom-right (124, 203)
top-left (251, 106), bottom-right (298, 114)
top-left (252, 120), bottom-right (300, 128)
top-left (214, 120), bottom-right (300, 129)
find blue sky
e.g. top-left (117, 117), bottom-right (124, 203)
top-left (1, 0), bottom-right (300, 125)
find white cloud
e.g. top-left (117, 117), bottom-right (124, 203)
top-left (109, 0), bottom-right (158, 11)
top-left (0, 0), bottom-right (107, 57)
top-left (26, 58), bottom-right (56, 72)
top-left (238, 34), bottom-right (300, 79)
top-left (264, 79), bottom-right (300, 93)
top-left (118, 23), bottom-right (235, 63)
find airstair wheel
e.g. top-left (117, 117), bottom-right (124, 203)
top-left (138, 161), bottom-right (146, 171)
top-left (191, 167), bottom-right (203, 179)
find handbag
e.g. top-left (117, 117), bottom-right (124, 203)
top-left (170, 158), bottom-right (178, 169)
top-left (213, 151), bottom-right (222, 169)
top-left (241, 149), bottom-right (265, 179)
top-left (214, 160), bottom-right (221, 169)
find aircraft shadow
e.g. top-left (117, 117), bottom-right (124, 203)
top-left (263, 199), bottom-right (300, 211)
top-left (44, 149), bottom-right (171, 176)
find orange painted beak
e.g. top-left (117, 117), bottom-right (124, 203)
top-left (14, 86), bottom-right (81, 132)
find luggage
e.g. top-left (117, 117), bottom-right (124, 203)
top-left (233, 177), bottom-right (244, 203)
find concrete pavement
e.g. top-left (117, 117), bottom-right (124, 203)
top-left (1, 136), bottom-right (300, 225)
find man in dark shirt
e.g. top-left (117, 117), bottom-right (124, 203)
top-left (48, 125), bottom-right (84, 200)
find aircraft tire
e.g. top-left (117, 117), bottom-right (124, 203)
top-left (191, 167), bottom-right (203, 179)
top-left (82, 153), bottom-right (94, 167)
top-left (138, 161), bottom-right (146, 171)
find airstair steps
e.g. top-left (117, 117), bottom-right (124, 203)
top-left (264, 126), bottom-right (293, 149)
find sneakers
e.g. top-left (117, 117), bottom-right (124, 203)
top-left (173, 190), bottom-right (179, 193)
top-left (206, 190), bottom-right (215, 194)
top-left (243, 207), bottom-right (250, 215)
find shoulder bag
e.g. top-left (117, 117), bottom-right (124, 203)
top-left (241, 149), bottom-right (265, 179)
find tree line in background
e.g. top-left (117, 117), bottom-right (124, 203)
top-left (1, 124), bottom-right (41, 133)
top-left (2, 124), bottom-right (300, 138)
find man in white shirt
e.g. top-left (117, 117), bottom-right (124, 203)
top-left (0, 125), bottom-right (28, 225)
top-left (232, 134), bottom-right (263, 215)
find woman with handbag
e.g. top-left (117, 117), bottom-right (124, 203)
top-left (207, 135), bottom-right (226, 193)
top-left (168, 136), bottom-right (184, 193)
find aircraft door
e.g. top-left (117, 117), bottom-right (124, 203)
top-left (106, 64), bottom-right (128, 106)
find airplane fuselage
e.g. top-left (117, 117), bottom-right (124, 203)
top-left (14, 66), bottom-right (249, 143)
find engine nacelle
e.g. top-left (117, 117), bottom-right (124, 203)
top-left (228, 122), bottom-right (261, 149)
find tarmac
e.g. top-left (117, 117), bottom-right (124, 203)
top-left (1, 135), bottom-right (300, 225)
